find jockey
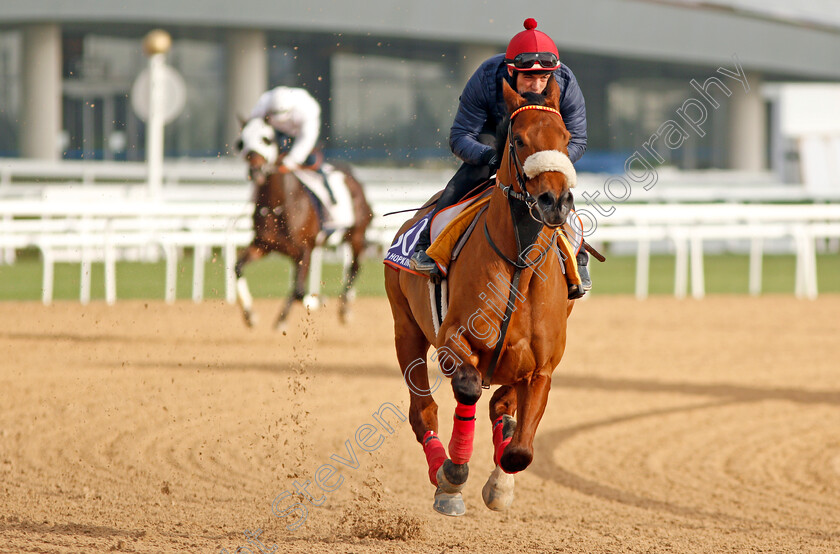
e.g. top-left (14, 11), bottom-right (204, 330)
top-left (249, 86), bottom-right (336, 203)
top-left (410, 18), bottom-right (591, 293)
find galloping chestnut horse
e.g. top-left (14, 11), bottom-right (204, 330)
top-left (385, 77), bottom-right (577, 516)
top-left (236, 117), bottom-right (372, 328)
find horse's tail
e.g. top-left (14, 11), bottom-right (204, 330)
top-left (334, 162), bottom-right (374, 228)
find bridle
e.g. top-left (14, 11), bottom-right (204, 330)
top-left (498, 104), bottom-right (568, 229)
top-left (484, 103), bottom-right (568, 270)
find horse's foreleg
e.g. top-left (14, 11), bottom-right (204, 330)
top-left (499, 374), bottom-right (551, 474)
top-left (482, 376), bottom-right (550, 511)
top-left (275, 251), bottom-right (311, 330)
top-left (235, 244), bottom-right (267, 328)
top-left (438, 364), bottom-right (481, 493)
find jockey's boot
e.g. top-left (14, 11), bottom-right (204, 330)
top-left (409, 226), bottom-right (437, 275)
top-left (577, 249), bottom-right (592, 292)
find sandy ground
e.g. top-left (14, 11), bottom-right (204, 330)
top-left (0, 294), bottom-right (838, 553)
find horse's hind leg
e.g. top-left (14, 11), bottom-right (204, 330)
top-left (235, 244), bottom-right (267, 328)
top-left (386, 286), bottom-right (464, 516)
top-left (482, 385), bottom-right (518, 511)
top-left (338, 228), bottom-right (365, 324)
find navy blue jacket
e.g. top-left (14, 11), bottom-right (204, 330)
top-left (449, 53), bottom-right (587, 165)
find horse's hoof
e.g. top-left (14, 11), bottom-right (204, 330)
top-left (243, 312), bottom-right (258, 328)
top-left (302, 294), bottom-right (320, 311)
top-left (482, 465), bottom-right (515, 511)
top-left (433, 488), bottom-right (466, 517)
top-left (338, 306), bottom-right (353, 325)
top-left (435, 463), bottom-right (467, 493)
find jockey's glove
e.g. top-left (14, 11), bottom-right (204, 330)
top-left (481, 148), bottom-right (501, 171)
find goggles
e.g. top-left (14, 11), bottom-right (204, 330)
top-left (506, 52), bottom-right (559, 70)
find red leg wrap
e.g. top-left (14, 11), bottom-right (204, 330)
top-left (492, 415), bottom-right (513, 467)
top-left (422, 431), bottom-right (447, 486)
top-left (448, 403), bottom-right (476, 464)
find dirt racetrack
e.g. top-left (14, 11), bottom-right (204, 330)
top-left (1, 294), bottom-right (838, 553)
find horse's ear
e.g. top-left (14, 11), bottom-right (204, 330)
top-left (502, 79), bottom-right (525, 113)
top-left (544, 76), bottom-right (560, 110)
top-left (237, 114), bottom-right (247, 128)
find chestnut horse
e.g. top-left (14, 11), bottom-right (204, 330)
top-left (384, 77), bottom-right (577, 516)
top-left (236, 117), bottom-right (373, 328)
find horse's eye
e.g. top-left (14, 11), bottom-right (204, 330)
top-left (235, 139), bottom-right (244, 152)
top-left (513, 136), bottom-right (524, 148)
top-left (262, 136), bottom-right (272, 146)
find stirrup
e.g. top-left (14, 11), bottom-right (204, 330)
top-left (567, 284), bottom-right (585, 300)
top-left (409, 250), bottom-right (437, 273)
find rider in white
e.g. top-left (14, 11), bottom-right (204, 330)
top-left (249, 86), bottom-right (322, 173)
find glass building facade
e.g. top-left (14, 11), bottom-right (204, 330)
top-left (0, 23), bottom-right (803, 170)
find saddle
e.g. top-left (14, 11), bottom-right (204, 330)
top-left (384, 187), bottom-right (583, 333)
top-left (276, 149), bottom-right (325, 173)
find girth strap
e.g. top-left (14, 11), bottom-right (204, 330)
top-left (480, 221), bottom-right (555, 388)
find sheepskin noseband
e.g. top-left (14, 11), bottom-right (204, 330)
top-left (521, 150), bottom-right (576, 188)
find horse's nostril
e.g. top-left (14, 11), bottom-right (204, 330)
top-left (537, 191), bottom-right (556, 209)
top-left (561, 190), bottom-right (573, 206)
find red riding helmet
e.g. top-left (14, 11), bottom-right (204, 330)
top-left (504, 18), bottom-right (560, 72)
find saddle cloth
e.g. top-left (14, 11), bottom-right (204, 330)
top-left (293, 163), bottom-right (355, 230)
top-left (384, 187), bottom-right (491, 275)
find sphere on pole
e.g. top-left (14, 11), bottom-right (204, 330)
top-left (143, 30), bottom-right (172, 57)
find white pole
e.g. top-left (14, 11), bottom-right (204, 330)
top-left (142, 30), bottom-right (172, 200)
top-left (146, 53), bottom-right (165, 199)
top-left (635, 238), bottom-right (650, 300)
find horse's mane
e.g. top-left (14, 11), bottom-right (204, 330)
top-left (494, 91), bottom-right (549, 153)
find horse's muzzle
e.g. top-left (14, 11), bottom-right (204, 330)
top-left (535, 190), bottom-right (572, 227)
top-left (249, 167), bottom-right (266, 187)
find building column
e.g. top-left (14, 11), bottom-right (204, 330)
top-left (22, 24), bottom-right (61, 160)
top-left (728, 72), bottom-right (766, 171)
top-left (296, 47), bottom-right (332, 149)
top-left (458, 44), bottom-right (498, 85)
top-left (225, 29), bottom-right (267, 151)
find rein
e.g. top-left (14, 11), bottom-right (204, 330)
top-left (481, 103), bottom-right (564, 389)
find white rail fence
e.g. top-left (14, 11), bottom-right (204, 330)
top-left (1, 200), bottom-right (253, 304)
top-left (1, 159), bottom-right (838, 303)
top-left (580, 204), bottom-right (840, 300)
